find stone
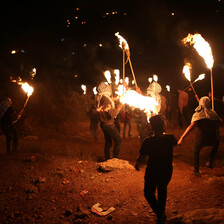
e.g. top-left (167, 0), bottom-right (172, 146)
top-left (98, 158), bottom-right (135, 172)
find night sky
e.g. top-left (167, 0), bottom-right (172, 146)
top-left (1, 0), bottom-right (224, 97)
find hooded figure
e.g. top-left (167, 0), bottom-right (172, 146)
top-left (97, 81), bottom-right (123, 160)
top-left (178, 96), bottom-right (223, 176)
top-left (191, 96), bottom-right (219, 122)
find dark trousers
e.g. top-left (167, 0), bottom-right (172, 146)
top-left (193, 143), bottom-right (219, 172)
top-left (177, 107), bottom-right (190, 128)
top-left (3, 127), bottom-right (18, 154)
top-left (100, 123), bottom-right (122, 160)
top-left (123, 120), bottom-right (131, 137)
top-left (144, 167), bottom-right (172, 217)
top-left (90, 122), bottom-right (99, 141)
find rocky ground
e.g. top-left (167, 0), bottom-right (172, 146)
top-left (0, 120), bottom-right (224, 224)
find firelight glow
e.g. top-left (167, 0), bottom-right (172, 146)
top-left (195, 73), bottom-right (205, 82)
top-left (115, 32), bottom-right (129, 51)
top-left (166, 85), bottom-right (170, 92)
top-left (183, 63), bottom-right (192, 81)
top-left (81, 84), bottom-right (87, 95)
top-left (114, 69), bottom-right (120, 85)
top-left (182, 33), bottom-right (214, 69)
top-left (104, 70), bottom-right (111, 84)
top-left (119, 90), bottom-right (159, 119)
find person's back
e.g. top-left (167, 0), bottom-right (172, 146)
top-left (195, 119), bottom-right (219, 147)
top-left (135, 115), bottom-right (177, 224)
top-left (142, 134), bottom-right (176, 169)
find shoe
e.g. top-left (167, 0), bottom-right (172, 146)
top-left (193, 170), bottom-right (201, 177)
top-left (205, 162), bottom-right (213, 169)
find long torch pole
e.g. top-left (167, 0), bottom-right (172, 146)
top-left (189, 82), bottom-right (199, 102)
top-left (123, 49), bottom-right (125, 81)
top-left (128, 57), bottom-right (138, 88)
top-left (210, 68), bottom-right (214, 110)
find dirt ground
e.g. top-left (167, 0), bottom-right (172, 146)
top-left (0, 120), bottom-right (224, 224)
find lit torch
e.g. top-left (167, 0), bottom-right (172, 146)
top-left (119, 90), bottom-right (159, 120)
top-left (182, 33), bottom-right (214, 109)
top-left (11, 77), bottom-right (34, 122)
top-left (104, 70), bottom-right (111, 84)
top-left (183, 63), bottom-right (199, 102)
top-left (81, 84), bottom-right (88, 110)
top-left (115, 32), bottom-right (137, 88)
top-left (184, 74), bottom-right (205, 91)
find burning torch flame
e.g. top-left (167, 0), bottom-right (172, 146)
top-left (21, 82), bottom-right (34, 97)
top-left (182, 33), bottom-right (214, 69)
top-left (81, 84), bottom-right (87, 95)
top-left (120, 90), bottom-right (159, 119)
top-left (114, 69), bottom-right (120, 85)
top-left (124, 77), bottom-right (129, 85)
top-left (183, 63), bottom-right (192, 81)
top-left (195, 73), bottom-right (205, 82)
top-left (148, 77), bottom-right (153, 83)
top-left (11, 77), bottom-right (34, 97)
top-left (166, 85), bottom-right (170, 92)
top-left (93, 87), bottom-right (97, 95)
top-left (153, 74), bottom-right (158, 82)
top-left (115, 32), bottom-right (129, 51)
top-left (104, 70), bottom-right (111, 84)
top-left (31, 68), bottom-right (36, 79)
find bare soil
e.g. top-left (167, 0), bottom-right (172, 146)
top-left (0, 120), bottom-right (224, 224)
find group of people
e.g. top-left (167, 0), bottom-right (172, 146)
top-left (87, 81), bottom-right (223, 224)
top-left (1, 82), bottom-right (223, 224)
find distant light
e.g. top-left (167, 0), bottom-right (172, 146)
top-left (148, 77), bottom-right (153, 83)
top-left (153, 74), bottom-right (158, 82)
top-left (106, 12), bottom-right (109, 15)
top-left (171, 12), bottom-right (175, 16)
top-left (99, 44), bottom-right (102, 47)
top-left (72, 51), bottom-right (75, 55)
top-left (83, 44), bottom-right (87, 47)
top-left (61, 38), bottom-right (65, 42)
top-left (74, 74), bottom-right (78, 78)
top-left (21, 49), bottom-right (25, 53)
top-left (76, 8), bottom-right (79, 10)
top-left (11, 50), bottom-right (16, 54)
top-left (81, 21), bottom-right (86, 24)
top-left (166, 85), bottom-right (171, 92)
top-left (75, 16), bottom-right (78, 19)
top-left (124, 13), bottom-right (127, 16)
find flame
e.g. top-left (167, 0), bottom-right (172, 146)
top-left (21, 82), bottom-right (34, 97)
top-left (93, 87), bottom-right (97, 95)
top-left (114, 69), bottom-right (120, 85)
top-left (120, 90), bottom-right (159, 119)
top-left (104, 70), bottom-right (111, 84)
top-left (81, 84), bottom-right (87, 95)
top-left (11, 77), bottom-right (34, 97)
top-left (166, 85), bottom-right (170, 92)
top-left (153, 74), bottom-right (158, 82)
top-left (195, 73), bottom-right (205, 82)
top-left (115, 32), bottom-right (129, 51)
top-left (31, 68), bottom-right (36, 79)
top-left (148, 77), bottom-right (153, 83)
top-left (183, 63), bottom-right (192, 81)
top-left (182, 33), bottom-right (214, 69)
top-left (124, 77), bottom-right (129, 85)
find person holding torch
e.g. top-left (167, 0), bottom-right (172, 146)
top-left (0, 97), bottom-right (21, 154)
top-left (96, 82), bottom-right (123, 160)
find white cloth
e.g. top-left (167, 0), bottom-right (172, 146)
top-left (191, 96), bottom-right (219, 123)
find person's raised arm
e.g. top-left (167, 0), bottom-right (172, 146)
top-left (178, 121), bottom-right (195, 145)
